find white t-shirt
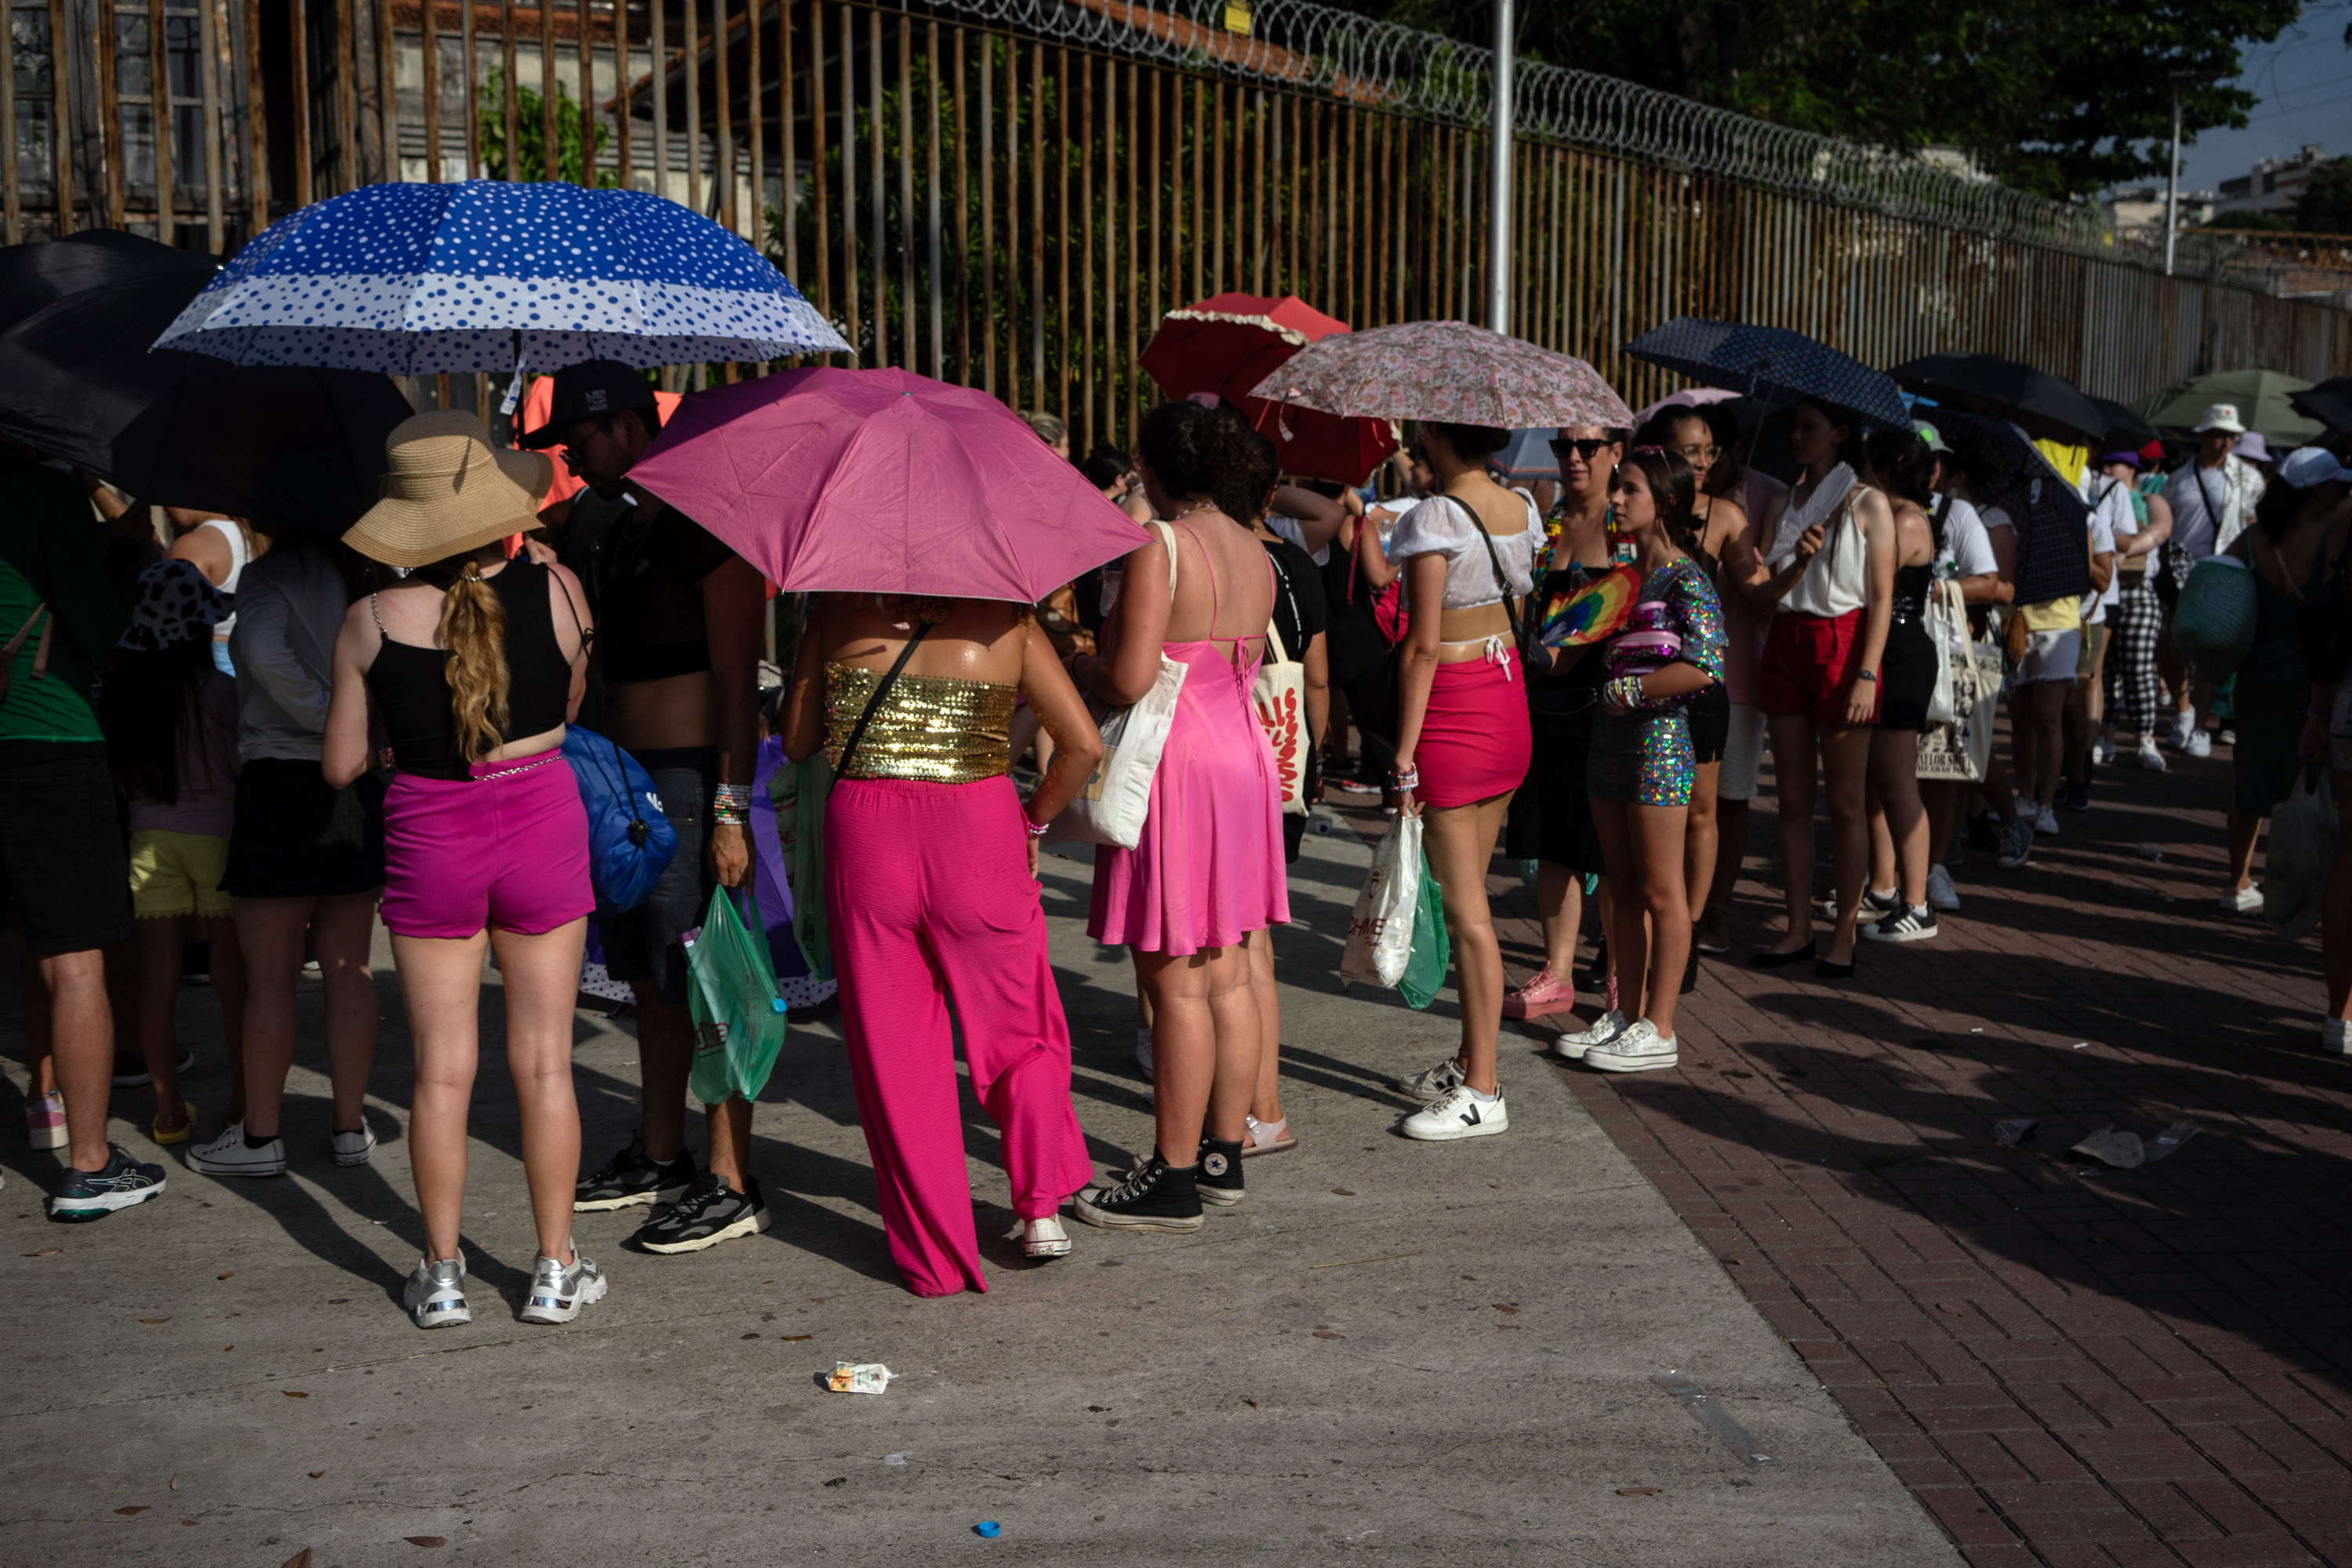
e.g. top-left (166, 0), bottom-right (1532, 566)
top-left (1385, 493), bottom-right (1541, 612)
top-left (1930, 494), bottom-right (1997, 579)
top-left (2163, 456), bottom-right (2265, 562)
top-left (1264, 514), bottom-right (1330, 568)
top-left (2082, 476), bottom-right (2132, 618)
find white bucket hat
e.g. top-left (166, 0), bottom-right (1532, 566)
top-left (2193, 402), bottom-right (2247, 436)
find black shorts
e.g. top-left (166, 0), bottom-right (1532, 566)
top-left (221, 757), bottom-right (388, 900)
top-left (1876, 617), bottom-right (1936, 732)
top-left (0, 744), bottom-right (131, 955)
top-left (1688, 684), bottom-right (1731, 765)
top-left (1502, 706), bottom-right (1605, 874)
top-left (594, 748), bottom-right (716, 1008)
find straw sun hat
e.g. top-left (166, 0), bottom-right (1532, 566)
top-left (344, 411), bottom-right (554, 569)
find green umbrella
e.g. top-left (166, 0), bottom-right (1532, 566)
top-left (2132, 368), bottom-right (2324, 448)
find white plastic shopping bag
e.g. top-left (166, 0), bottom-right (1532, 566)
top-left (1340, 811), bottom-right (1423, 989)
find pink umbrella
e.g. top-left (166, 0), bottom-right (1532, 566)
top-left (628, 366), bottom-right (1147, 603)
top-left (1248, 320), bottom-right (1633, 431)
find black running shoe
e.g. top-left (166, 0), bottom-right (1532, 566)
top-left (574, 1135), bottom-right (699, 1212)
top-left (1196, 1138), bottom-right (1244, 1208)
top-left (1073, 1156), bottom-right (1203, 1232)
top-left (49, 1144), bottom-right (167, 1222)
top-left (637, 1173), bottom-right (769, 1254)
top-left (1968, 810), bottom-right (2003, 853)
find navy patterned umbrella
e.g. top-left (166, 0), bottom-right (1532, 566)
top-left (1933, 410), bottom-right (2092, 606)
top-left (1625, 318), bottom-right (1910, 431)
top-left (1888, 352), bottom-right (2103, 443)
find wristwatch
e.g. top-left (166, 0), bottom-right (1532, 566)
top-left (1855, 670), bottom-right (1878, 683)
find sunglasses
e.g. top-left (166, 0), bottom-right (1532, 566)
top-left (1550, 437), bottom-right (1616, 461)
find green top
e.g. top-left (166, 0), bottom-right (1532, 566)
top-left (0, 456), bottom-right (132, 746)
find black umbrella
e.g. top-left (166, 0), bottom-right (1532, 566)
top-left (0, 229), bottom-right (213, 334)
top-left (1888, 351), bottom-right (2104, 444)
top-left (0, 267), bottom-right (409, 537)
top-left (2087, 396), bottom-right (2156, 454)
top-left (1933, 410), bottom-right (2092, 606)
top-left (2290, 376), bottom-right (2352, 437)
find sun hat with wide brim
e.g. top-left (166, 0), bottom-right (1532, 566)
top-left (344, 411), bottom-right (554, 569)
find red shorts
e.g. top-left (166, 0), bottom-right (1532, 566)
top-left (1759, 610), bottom-right (1879, 728)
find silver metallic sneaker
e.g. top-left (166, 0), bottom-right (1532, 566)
top-left (1392, 1054), bottom-right (1468, 1100)
top-left (518, 1247), bottom-right (608, 1326)
top-left (403, 1255), bottom-right (471, 1330)
top-left (1549, 1009), bottom-right (1628, 1062)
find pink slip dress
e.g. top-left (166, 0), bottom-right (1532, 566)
top-left (1087, 522), bottom-right (1291, 956)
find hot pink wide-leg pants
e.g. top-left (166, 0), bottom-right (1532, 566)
top-left (824, 775), bottom-right (1094, 1298)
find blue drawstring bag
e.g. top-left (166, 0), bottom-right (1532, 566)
top-left (562, 724), bottom-right (678, 917)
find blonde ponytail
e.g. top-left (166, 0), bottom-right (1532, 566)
top-left (439, 560), bottom-right (510, 763)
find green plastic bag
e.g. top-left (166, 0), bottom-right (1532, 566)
top-left (1398, 847), bottom-right (1450, 1011)
top-left (685, 884), bottom-right (788, 1106)
top-left (768, 753), bottom-right (833, 978)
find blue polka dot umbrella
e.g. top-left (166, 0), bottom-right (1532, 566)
top-left (1626, 317), bottom-right (1910, 431)
top-left (151, 180), bottom-right (848, 382)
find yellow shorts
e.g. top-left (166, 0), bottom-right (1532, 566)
top-left (128, 829), bottom-right (234, 920)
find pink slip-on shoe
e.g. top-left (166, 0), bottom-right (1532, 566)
top-left (27, 1091), bottom-right (67, 1150)
top-left (1501, 966), bottom-right (1577, 1020)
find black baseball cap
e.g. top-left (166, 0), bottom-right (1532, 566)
top-left (516, 359), bottom-right (659, 448)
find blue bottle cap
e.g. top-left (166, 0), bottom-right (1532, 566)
top-left (770, 997), bottom-right (789, 1013)
top-left (975, 1522), bottom-right (1001, 1538)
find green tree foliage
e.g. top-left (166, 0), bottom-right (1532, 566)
top-left (2299, 158), bottom-right (2352, 234)
top-left (1333, 0), bottom-right (2301, 200)
top-left (2201, 208), bottom-right (2300, 231)
top-left (477, 67), bottom-right (618, 187)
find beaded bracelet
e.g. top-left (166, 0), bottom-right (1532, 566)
top-left (1388, 764), bottom-right (1421, 792)
top-left (711, 782), bottom-right (753, 826)
top-left (1024, 817), bottom-right (1051, 839)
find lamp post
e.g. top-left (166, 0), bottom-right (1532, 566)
top-left (1488, 0), bottom-right (1515, 333)
top-left (2165, 73), bottom-right (2187, 275)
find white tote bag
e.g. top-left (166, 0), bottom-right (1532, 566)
top-left (1339, 811), bottom-right (1422, 989)
top-left (1250, 613), bottom-right (1310, 816)
top-left (1047, 523), bottom-right (1186, 850)
top-left (1923, 575), bottom-right (1965, 727)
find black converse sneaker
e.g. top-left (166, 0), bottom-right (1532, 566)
top-left (1073, 1156), bottom-right (1203, 1232)
top-left (1196, 1138), bottom-right (1244, 1208)
top-left (575, 1135), bottom-right (699, 1211)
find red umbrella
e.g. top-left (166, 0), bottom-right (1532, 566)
top-left (1138, 292), bottom-right (1399, 485)
top-left (628, 366), bottom-right (1146, 604)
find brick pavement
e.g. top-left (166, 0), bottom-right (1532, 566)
top-left (1338, 731), bottom-right (2347, 1566)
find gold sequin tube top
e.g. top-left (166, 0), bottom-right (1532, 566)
top-left (825, 663), bottom-right (1018, 783)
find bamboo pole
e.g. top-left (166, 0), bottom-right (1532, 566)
top-left (422, 0), bottom-right (441, 180)
top-left (198, 0), bottom-right (223, 246)
top-left (577, 0), bottom-right (594, 186)
top-left (500, 0), bottom-right (517, 179)
top-left (49, 0), bottom-right (73, 232)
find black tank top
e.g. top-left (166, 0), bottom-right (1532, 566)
top-left (1890, 562), bottom-right (1933, 624)
top-left (366, 558), bottom-right (579, 781)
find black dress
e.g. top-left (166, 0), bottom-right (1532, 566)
top-left (1876, 562), bottom-right (1936, 731)
top-left (1502, 560), bottom-right (1607, 873)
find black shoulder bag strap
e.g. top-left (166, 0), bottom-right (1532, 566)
top-left (835, 621), bottom-right (935, 779)
top-left (1928, 493), bottom-right (1952, 559)
top-left (1459, 495), bottom-right (1530, 651)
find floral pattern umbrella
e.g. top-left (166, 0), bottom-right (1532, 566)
top-left (1247, 320), bottom-right (1633, 432)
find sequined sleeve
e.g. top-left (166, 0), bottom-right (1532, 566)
top-left (1671, 558), bottom-right (1728, 685)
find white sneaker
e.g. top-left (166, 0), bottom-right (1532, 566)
top-left (186, 1123), bottom-right (287, 1178)
top-left (403, 1254), bottom-right (472, 1330)
top-left (1584, 1018), bottom-right (1680, 1073)
top-left (2325, 1018), bottom-right (2350, 1056)
top-left (1014, 1214), bottom-right (1073, 1258)
top-left (2034, 803), bottom-right (2060, 837)
top-left (518, 1247), bottom-right (606, 1325)
top-left (1926, 866), bottom-right (1961, 913)
top-left (1392, 1054), bottom-right (1468, 1100)
top-left (1134, 1029), bottom-right (1153, 1079)
top-left (2221, 884), bottom-right (2263, 914)
top-left (1400, 1083), bottom-right (1508, 1141)
top-left (2169, 710), bottom-right (2198, 750)
top-left (2136, 737), bottom-right (2167, 771)
top-left (1550, 1009), bottom-right (1628, 1062)
top-left (331, 1124), bottom-right (376, 1167)
top-left (2091, 736), bottom-right (2116, 766)
top-left (2185, 728), bottom-right (2212, 759)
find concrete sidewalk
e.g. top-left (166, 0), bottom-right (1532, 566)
top-left (2, 823), bottom-right (1957, 1566)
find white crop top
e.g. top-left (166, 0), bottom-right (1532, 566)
top-left (1764, 466), bottom-right (1869, 619)
top-left (1385, 492), bottom-right (1541, 612)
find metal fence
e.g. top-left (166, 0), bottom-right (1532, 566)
top-left (7, 0), bottom-right (2350, 454)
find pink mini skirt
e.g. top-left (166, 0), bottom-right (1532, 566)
top-left (381, 750), bottom-right (593, 940)
top-left (1416, 649), bottom-right (1534, 809)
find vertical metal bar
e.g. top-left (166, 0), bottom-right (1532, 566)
top-left (1208, 76), bottom-right (1221, 291)
top-left (422, 0), bottom-right (441, 180)
top-left (98, 0), bottom-right (122, 228)
top-left (684, 0), bottom-right (701, 213)
top-left (540, 0), bottom-right (557, 182)
top-left (649, 0), bottom-right (670, 199)
top-left (979, 23), bottom-right (994, 394)
top-left (1079, 48), bottom-right (1092, 445)
top-left (924, 18), bottom-right (938, 380)
top-left (1026, 38), bottom-right (1040, 401)
top-left (1052, 43), bottom-right (1066, 424)
top-left (577, 0), bottom-right (595, 187)
top-left (461, 0), bottom-right (476, 176)
top-left (243, 0), bottom-right (264, 229)
top-left (775, 0), bottom-right (792, 265)
top-left (1250, 87), bottom-right (1265, 295)
top-left (499, 0), bottom-right (517, 179)
top-left (151, 0), bottom-right (174, 227)
top-left (807, 0), bottom-right (829, 335)
top-left (49, 0), bottom-right (72, 231)
top-left (898, 13), bottom-right (916, 371)
top-left (1187, 74), bottom-right (1200, 302)
top-left (1283, 89), bottom-right (1296, 295)
top-left (836, 1), bottom-right (855, 355)
top-left (199, 0), bottom-right (223, 247)
top-left (1, 0), bottom-right (16, 242)
top-left (866, 5), bottom-right (882, 365)
top-left (375, 0), bottom-right (395, 183)
top-left (952, 23), bottom-right (967, 385)
top-left (1124, 56), bottom-right (1137, 439)
top-left (746, 0), bottom-right (763, 250)
top-left (1145, 63), bottom-right (1158, 379)
top-left (280, 0), bottom-right (305, 206)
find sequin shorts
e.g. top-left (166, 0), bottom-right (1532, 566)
top-left (1588, 706), bottom-right (1694, 808)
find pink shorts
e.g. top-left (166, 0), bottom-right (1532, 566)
top-left (380, 750), bottom-right (593, 940)
top-left (1417, 649), bottom-right (1534, 809)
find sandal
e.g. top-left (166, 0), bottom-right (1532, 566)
top-left (151, 1102), bottom-right (196, 1146)
top-left (1239, 1114), bottom-right (1296, 1159)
